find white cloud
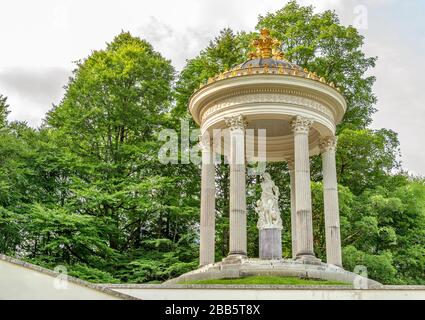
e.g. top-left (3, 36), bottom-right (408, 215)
top-left (136, 16), bottom-right (212, 71)
top-left (0, 67), bottom-right (70, 126)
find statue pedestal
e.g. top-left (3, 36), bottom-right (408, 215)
top-left (259, 227), bottom-right (282, 260)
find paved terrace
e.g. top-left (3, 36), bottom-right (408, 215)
top-left (106, 283), bottom-right (425, 300)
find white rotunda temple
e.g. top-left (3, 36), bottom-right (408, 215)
top-left (170, 29), bottom-right (380, 286)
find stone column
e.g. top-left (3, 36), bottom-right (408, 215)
top-left (291, 116), bottom-right (318, 263)
top-left (320, 136), bottom-right (342, 267)
top-left (199, 134), bottom-right (216, 266)
top-left (224, 115), bottom-right (247, 261)
top-left (287, 159), bottom-right (297, 259)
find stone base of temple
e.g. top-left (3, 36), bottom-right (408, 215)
top-left (222, 254), bottom-right (247, 265)
top-left (164, 259), bottom-right (382, 288)
top-left (295, 254), bottom-right (322, 265)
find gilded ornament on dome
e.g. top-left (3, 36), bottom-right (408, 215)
top-left (278, 65), bottom-right (284, 74)
top-left (247, 28), bottom-right (287, 60)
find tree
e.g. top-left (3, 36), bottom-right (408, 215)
top-left (41, 32), bottom-right (200, 281)
top-left (0, 94), bottom-right (38, 254)
top-left (0, 94), bottom-right (10, 129)
top-left (339, 181), bottom-right (425, 284)
top-left (0, 33), bottom-right (200, 283)
top-left (336, 128), bottom-right (402, 195)
top-left (257, 0), bottom-right (377, 129)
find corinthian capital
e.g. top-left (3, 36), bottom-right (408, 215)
top-left (224, 114), bottom-right (247, 131)
top-left (319, 136), bottom-right (338, 153)
top-left (291, 116), bottom-right (313, 134)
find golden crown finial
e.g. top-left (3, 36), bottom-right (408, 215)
top-left (247, 28), bottom-right (286, 60)
top-left (254, 29), bottom-right (274, 58)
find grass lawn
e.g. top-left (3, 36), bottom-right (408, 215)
top-left (178, 276), bottom-right (350, 286)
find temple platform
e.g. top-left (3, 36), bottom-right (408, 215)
top-left (163, 258), bottom-right (382, 288)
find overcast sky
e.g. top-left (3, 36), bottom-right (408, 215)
top-left (0, 0), bottom-right (424, 175)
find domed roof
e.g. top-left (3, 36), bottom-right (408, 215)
top-left (238, 57), bottom-right (304, 73)
top-left (196, 29), bottom-right (339, 92)
top-left (234, 53), bottom-right (310, 80)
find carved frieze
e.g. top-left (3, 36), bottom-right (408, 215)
top-left (200, 89), bottom-right (334, 122)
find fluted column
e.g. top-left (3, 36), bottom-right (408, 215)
top-left (225, 115), bottom-right (247, 258)
top-left (291, 116), bottom-right (317, 263)
top-left (320, 136), bottom-right (342, 267)
top-left (287, 159), bottom-right (297, 259)
top-left (199, 135), bottom-right (216, 266)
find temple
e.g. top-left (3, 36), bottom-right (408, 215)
top-left (168, 29), bottom-right (379, 286)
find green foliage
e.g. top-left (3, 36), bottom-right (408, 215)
top-left (338, 182), bottom-right (425, 284)
top-left (0, 94), bottom-right (10, 129)
top-left (342, 246), bottom-right (397, 284)
top-left (336, 128), bottom-right (402, 194)
top-left (68, 264), bottom-right (120, 283)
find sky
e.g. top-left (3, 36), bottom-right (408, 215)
top-left (0, 0), bottom-right (424, 175)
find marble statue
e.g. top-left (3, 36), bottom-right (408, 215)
top-left (255, 172), bottom-right (282, 229)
